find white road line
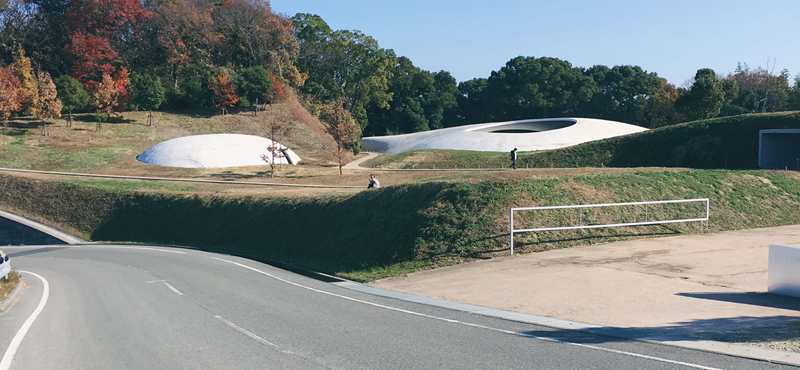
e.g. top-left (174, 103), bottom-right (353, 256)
top-left (162, 282), bottom-right (183, 296)
top-left (0, 271), bottom-right (49, 370)
top-left (86, 245), bottom-right (186, 254)
top-left (212, 257), bottom-right (722, 370)
top-left (214, 315), bottom-right (294, 355)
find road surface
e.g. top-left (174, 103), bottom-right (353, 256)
top-left (0, 244), bottom-right (794, 369)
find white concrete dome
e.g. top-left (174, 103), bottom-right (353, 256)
top-left (361, 118), bottom-right (647, 154)
top-left (137, 134), bottom-right (301, 168)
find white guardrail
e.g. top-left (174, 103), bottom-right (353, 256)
top-left (509, 198), bottom-right (710, 255)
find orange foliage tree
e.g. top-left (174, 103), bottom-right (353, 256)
top-left (209, 73), bottom-right (238, 115)
top-left (0, 65), bottom-right (21, 127)
top-left (13, 45), bottom-right (39, 117)
top-left (37, 71), bottom-right (62, 120)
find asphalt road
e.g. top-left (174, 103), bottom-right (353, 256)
top-left (0, 245), bottom-right (794, 370)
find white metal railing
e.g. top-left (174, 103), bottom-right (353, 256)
top-left (509, 198), bottom-right (709, 255)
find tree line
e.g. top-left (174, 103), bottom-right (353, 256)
top-left (2, 1), bottom-right (800, 139)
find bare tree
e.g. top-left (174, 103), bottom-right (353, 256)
top-left (260, 102), bottom-right (293, 178)
top-left (727, 60), bottom-right (790, 113)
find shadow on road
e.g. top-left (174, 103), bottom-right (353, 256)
top-left (8, 246), bottom-right (71, 258)
top-left (677, 292), bottom-right (800, 311)
top-left (520, 315), bottom-right (800, 345)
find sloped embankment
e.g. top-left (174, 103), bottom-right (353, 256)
top-left (1, 170), bottom-right (799, 281)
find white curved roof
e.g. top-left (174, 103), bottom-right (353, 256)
top-left (361, 118), bottom-right (647, 154)
top-left (137, 134), bottom-right (301, 168)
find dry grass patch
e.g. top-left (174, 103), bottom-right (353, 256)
top-left (0, 270), bottom-right (22, 302)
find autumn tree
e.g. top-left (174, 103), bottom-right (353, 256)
top-left (94, 73), bottom-right (117, 130)
top-left (54, 75), bottom-right (91, 128)
top-left (725, 62), bottom-right (790, 114)
top-left (644, 79), bottom-right (684, 128)
top-left (0, 65), bottom-right (21, 127)
top-left (35, 71), bottom-right (61, 135)
top-left (12, 45), bottom-right (39, 117)
top-left (319, 98), bottom-right (361, 175)
top-left (209, 72), bottom-right (238, 115)
top-left (149, 0), bottom-right (216, 89)
top-left (64, 0), bottom-right (151, 90)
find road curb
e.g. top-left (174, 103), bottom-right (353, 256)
top-left (0, 279), bottom-right (24, 313)
top-left (339, 283), bottom-right (800, 368)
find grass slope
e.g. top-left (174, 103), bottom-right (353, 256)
top-left (2, 169), bottom-right (800, 281)
top-left (369, 112), bottom-right (800, 170)
top-left (0, 98), bottom-right (337, 172)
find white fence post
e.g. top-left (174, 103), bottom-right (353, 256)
top-left (510, 208), bottom-right (514, 255)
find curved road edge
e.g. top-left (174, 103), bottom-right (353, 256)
top-left (0, 271), bottom-right (49, 370)
top-left (338, 282), bottom-right (800, 367)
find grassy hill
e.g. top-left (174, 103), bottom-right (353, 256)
top-left (0, 97), bottom-right (338, 172)
top-left (3, 169), bottom-right (800, 281)
top-left (369, 112), bottom-right (800, 170)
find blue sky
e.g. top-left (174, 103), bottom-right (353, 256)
top-left (270, 0), bottom-right (800, 86)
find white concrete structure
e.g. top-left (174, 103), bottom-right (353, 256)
top-left (137, 134), bottom-right (301, 168)
top-left (361, 118), bottom-right (647, 154)
top-left (768, 244), bottom-right (800, 298)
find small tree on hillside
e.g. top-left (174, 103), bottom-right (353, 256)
top-left (131, 73), bottom-right (165, 126)
top-left (94, 73), bottom-right (118, 131)
top-left (209, 72), bottom-right (238, 115)
top-left (319, 98), bottom-right (361, 175)
top-left (0, 65), bottom-right (21, 127)
top-left (55, 75), bottom-right (91, 128)
top-left (112, 67), bottom-right (131, 114)
top-left (12, 45), bottom-right (39, 117)
top-left (260, 104), bottom-right (293, 177)
top-left (35, 71), bottom-right (62, 135)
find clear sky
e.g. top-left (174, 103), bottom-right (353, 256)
top-left (270, 0), bottom-right (800, 86)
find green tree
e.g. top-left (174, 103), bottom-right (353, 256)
top-left (484, 56), bottom-right (598, 120)
top-left (675, 68), bottom-right (737, 121)
top-left (787, 75), bottom-right (800, 111)
top-left (130, 72), bottom-right (165, 126)
top-left (238, 65), bottom-right (272, 107)
top-left (54, 74), bottom-right (91, 127)
top-left (131, 73), bottom-right (165, 111)
top-left (293, 14), bottom-right (394, 130)
top-left (580, 65), bottom-right (661, 125)
top-left (456, 77), bottom-right (490, 125)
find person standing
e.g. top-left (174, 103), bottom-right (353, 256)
top-left (368, 174), bottom-right (380, 188)
top-left (510, 148), bottom-right (518, 169)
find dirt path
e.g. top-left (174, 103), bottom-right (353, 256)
top-left (370, 225), bottom-right (800, 349)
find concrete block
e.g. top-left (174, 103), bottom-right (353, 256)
top-left (768, 244), bottom-right (800, 298)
